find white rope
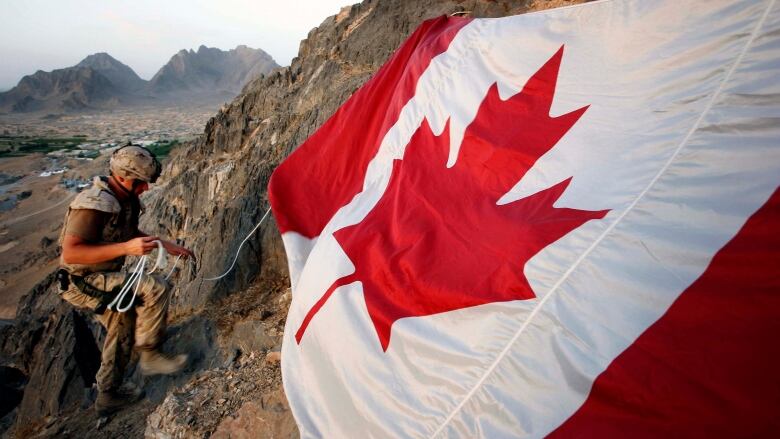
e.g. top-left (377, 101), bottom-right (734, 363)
top-left (165, 254), bottom-right (182, 280)
top-left (161, 206), bottom-right (272, 282)
top-left (103, 206), bottom-right (272, 311)
top-left (150, 240), bottom-right (168, 273)
top-left (201, 206), bottom-right (272, 281)
top-left (107, 240), bottom-right (168, 313)
top-left (107, 256), bottom-right (145, 313)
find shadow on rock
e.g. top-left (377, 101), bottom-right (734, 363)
top-left (132, 314), bottom-right (222, 404)
top-left (0, 272), bottom-right (104, 436)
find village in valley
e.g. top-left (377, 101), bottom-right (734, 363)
top-left (0, 103), bottom-right (217, 159)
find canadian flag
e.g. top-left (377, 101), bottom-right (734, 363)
top-left (269, 0), bottom-right (780, 437)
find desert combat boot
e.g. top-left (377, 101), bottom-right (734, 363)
top-left (139, 350), bottom-right (188, 376)
top-left (95, 386), bottom-right (144, 416)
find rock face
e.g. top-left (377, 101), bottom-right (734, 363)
top-left (147, 45), bottom-right (279, 98)
top-left (1, 0), bottom-right (585, 436)
top-left (144, 351), bottom-right (292, 439)
top-left (211, 389), bottom-right (297, 439)
top-left (0, 272), bottom-right (102, 435)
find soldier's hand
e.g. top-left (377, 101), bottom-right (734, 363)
top-left (161, 240), bottom-right (195, 259)
top-left (124, 236), bottom-right (159, 256)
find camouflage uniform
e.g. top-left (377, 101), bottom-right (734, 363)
top-left (59, 176), bottom-right (171, 393)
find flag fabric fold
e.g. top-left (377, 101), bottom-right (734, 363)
top-left (269, 0), bottom-right (780, 437)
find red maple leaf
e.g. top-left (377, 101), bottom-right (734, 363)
top-left (296, 46), bottom-right (609, 351)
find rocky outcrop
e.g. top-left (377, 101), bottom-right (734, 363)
top-left (0, 272), bottom-right (102, 436)
top-left (211, 388), bottom-right (297, 439)
top-left (144, 352), bottom-right (292, 439)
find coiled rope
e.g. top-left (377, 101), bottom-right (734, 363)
top-left (108, 240), bottom-right (168, 312)
top-left (110, 206), bottom-right (273, 312)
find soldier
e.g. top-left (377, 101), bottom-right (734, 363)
top-left (58, 144), bottom-right (194, 416)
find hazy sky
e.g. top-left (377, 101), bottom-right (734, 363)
top-left (0, 0), bottom-right (355, 90)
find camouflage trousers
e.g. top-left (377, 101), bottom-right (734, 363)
top-left (62, 271), bottom-right (171, 393)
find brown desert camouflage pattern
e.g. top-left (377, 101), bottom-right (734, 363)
top-left (58, 174), bottom-right (172, 394)
top-left (62, 271), bottom-right (171, 393)
top-left (59, 176), bottom-right (139, 275)
top-left (110, 145), bottom-right (160, 182)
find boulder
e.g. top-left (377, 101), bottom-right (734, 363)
top-left (211, 389), bottom-right (297, 439)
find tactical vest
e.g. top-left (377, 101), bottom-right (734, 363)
top-left (59, 176), bottom-right (141, 276)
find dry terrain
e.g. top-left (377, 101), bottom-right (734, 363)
top-left (0, 103), bottom-right (217, 141)
top-left (0, 154), bottom-right (89, 318)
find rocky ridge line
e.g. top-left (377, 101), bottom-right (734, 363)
top-left (0, 46), bottom-right (279, 114)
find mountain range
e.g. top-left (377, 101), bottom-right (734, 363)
top-left (0, 46), bottom-right (279, 114)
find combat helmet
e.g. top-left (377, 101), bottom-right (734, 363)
top-left (109, 143), bottom-right (162, 183)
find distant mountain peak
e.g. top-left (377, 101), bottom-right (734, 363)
top-left (0, 65), bottom-right (118, 113)
top-left (0, 44), bottom-right (279, 113)
top-left (79, 52), bottom-right (117, 62)
top-left (76, 52), bottom-right (146, 92)
top-left (148, 45), bottom-right (279, 96)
